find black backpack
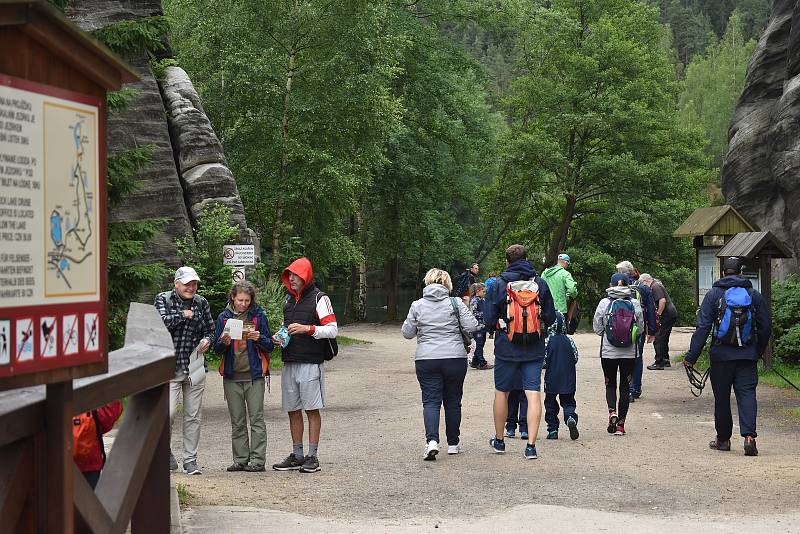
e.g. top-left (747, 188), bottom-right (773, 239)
top-left (453, 271), bottom-right (470, 296)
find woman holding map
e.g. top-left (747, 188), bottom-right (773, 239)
top-left (214, 281), bottom-right (274, 472)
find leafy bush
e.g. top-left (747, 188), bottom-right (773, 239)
top-left (772, 276), bottom-right (800, 364)
top-left (177, 203), bottom-right (239, 317)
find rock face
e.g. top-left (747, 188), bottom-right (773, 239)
top-left (65, 1), bottom-right (256, 267)
top-left (160, 67), bottom-right (253, 244)
top-left (723, 0), bottom-right (800, 276)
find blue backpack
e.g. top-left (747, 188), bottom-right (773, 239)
top-left (605, 298), bottom-right (636, 347)
top-left (714, 287), bottom-right (754, 346)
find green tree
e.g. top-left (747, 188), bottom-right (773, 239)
top-left (679, 11), bottom-right (757, 167)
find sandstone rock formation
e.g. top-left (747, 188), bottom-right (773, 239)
top-left (160, 66), bottom-right (253, 244)
top-left (65, 0), bottom-right (256, 266)
top-left (723, 0), bottom-right (800, 276)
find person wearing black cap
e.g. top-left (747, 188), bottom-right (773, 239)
top-left (683, 257), bottom-right (771, 456)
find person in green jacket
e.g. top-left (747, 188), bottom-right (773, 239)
top-left (541, 253), bottom-right (577, 314)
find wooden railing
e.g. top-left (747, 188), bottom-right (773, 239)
top-left (0, 303), bottom-right (175, 534)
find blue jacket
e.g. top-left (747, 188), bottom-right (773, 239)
top-left (214, 304), bottom-right (275, 380)
top-left (484, 260), bottom-right (556, 362)
top-left (684, 276), bottom-right (771, 364)
top-left (630, 281), bottom-right (657, 334)
top-left (544, 312), bottom-right (578, 394)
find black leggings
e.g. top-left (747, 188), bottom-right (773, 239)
top-left (601, 358), bottom-right (635, 421)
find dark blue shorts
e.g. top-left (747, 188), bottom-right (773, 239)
top-left (494, 357), bottom-right (543, 392)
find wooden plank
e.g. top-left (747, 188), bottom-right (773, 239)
top-left (131, 388), bottom-right (170, 533)
top-left (45, 382), bottom-right (74, 534)
top-left (0, 439), bottom-right (33, 534)
top-left (73, 464), bottom-right (113, 534)
top-left (95, 386), bottom-right (168, 533)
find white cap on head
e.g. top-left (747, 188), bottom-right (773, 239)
top-left (175, 266), bottom-right (200, 284)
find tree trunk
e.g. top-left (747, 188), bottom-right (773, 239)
top-left (271, 47), bottom-right (297, 273)
top-left (414, 253), bottom-right (424, 299)
top-left (357, 209), bottom-right (367, 321)
top-left (345, 216), bottom-right (357, 322)
top-left (545, 193), bottom-right (577, 267)
top-left (385, 255), bottom-right (398, 322)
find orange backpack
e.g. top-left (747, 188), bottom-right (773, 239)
top-left (72, 411), bottom-right (102, 469)
top-left (504, 278), bottom-right (543, 344)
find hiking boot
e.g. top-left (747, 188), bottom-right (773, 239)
top-left (447, 442), bottom-right (463, 455)
top-left (519, 431), bottom-right (529, 440)
top-left (183, 461), bottom-right (201, 475)
top-left (469, 360), bottom-right (480, 369)
top-left (607, 411), bottom-right (618, 434)
top-left (272, 453), bottom-right (304, 471)
top-left (647, 361), bottom-right (665, 370)
top-left (663, 360), bottom-right (671, 368)
top-left (226, 462), bottom-right (246, 472)
top-left (169, 452), bottom-right (178, 472)
top-left (300, 455), bottom-right (321, 473)
top-left (708, 439), bottom-right (731, 451)
top-left (504, 428), bottom-right (516, 438)
top-left (546, 430), bottom-right (558, 440)
top-left (567, 417), bottom-right (579, 440)
top-left (631, 390), bottom-right (642, 400)
top-left (489, 437), bottom-right (506, 454)
top-left (743, 436), bottom-right (758, 457)
top-left (244, 463), bottom-right (266, 472)
top-left (478, 362), bottom-right (494, 370)
top-left (614, 423), bottom-right (626, 436)
top-left (524, 443), bottom-right (538, 459)
top-left (424, 440), bottom-right (439, 461)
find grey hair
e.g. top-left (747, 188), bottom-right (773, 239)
top-left (616, 260), bottom-right (635, 275)
top-left (639, 273), bottom-right (654, 283)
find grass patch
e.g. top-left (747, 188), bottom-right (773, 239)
top-left (786, 407), bottom-right (800, 420)
top-left (176, 483), bottom-right (195, 507)
top-left (338, 335), bottom-right (371, 346)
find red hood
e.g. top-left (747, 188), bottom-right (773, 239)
top-left (282, 257), bottom-right (314, 300)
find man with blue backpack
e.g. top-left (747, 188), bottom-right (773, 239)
top-left (683, 257), bottom-right (771, 456)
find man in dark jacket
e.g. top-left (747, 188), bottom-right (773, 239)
top-left (271, 257), bottom-right (337, 474)
top-left (484, 244), bottom-right (556, 460)
top-left (683, 257), bottom-right (771, 456)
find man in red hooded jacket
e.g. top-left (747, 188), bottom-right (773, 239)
top-left (271, 257), bottom-right (337, 474)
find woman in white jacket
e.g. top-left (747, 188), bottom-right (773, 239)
top-left (593, 273), bottom-right (644, 436)
top-left (402, 268), bottom-right (479, 460)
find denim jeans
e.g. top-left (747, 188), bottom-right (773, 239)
top-left (471, 330), bottom-right (488, 366)
top-left (415, 358), bottom-right (468, 445)
top-left (630, 334), bottom-right (646, 394)
top-left (505, 389), bottom-right (528, 432)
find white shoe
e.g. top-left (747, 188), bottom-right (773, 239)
top-left (424, 440), bottom-right (439, 461)
top-left (447, 443), bottom-right (463, 455)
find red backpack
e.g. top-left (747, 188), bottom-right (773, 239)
top-left (72, 411), bottom-right (103, 471)
top-left (504, 278), bottom-right (543, 344)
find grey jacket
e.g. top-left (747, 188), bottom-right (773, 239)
top-left (593, 286), bottom-right (645, 359)
top-left (402, 284), bottom-right (480, 360)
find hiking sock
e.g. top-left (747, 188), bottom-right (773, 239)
top-left (308, 443), bottom-right (319, 457)
top-left (293, 443), bottom-right (304, 458)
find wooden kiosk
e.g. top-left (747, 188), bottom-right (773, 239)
top-left (1, 3), bottom-right (175, 533)
top-left (673, 205), bottom-right (756, 306)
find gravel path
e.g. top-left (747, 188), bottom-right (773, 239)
top-left (175, 324), bottom-right (800, 532)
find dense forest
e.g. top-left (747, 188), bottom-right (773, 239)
top-left (160, 0), bottom-right (772, 322)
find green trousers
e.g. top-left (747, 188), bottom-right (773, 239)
top-left (223, 378), bottom-right (267, 465)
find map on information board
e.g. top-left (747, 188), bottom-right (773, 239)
top-left (44, 104), bottom-right (97, 296)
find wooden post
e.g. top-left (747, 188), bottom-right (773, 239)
top-left (760, 255), bottom-right (773, 370)
top-left (131, 384), bottom-right (171, 534)
top-left (45, 381), bottom-right (74, 533)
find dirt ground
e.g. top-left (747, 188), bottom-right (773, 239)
top-left (174, 324), bottom-right (800, 532)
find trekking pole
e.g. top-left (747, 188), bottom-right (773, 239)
top-left (759, 357), bottom-right (800, 393)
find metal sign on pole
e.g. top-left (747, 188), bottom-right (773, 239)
top-left (222, 244), bottom-right (255, 266)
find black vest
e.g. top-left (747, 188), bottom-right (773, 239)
top-left (282, 285), bottom-right (325, 364)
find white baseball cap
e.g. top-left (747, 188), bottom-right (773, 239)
top-left (175, 266), bottom-right (200, 284)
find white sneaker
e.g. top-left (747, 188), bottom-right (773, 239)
top-left (447, 443), bottom-right (463, 455)
top-left (424, 440), bottom-right (439, 461)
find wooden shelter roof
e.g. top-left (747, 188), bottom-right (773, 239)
top-left (0, 0), bottom-right (139, 89)
top-left (716, 231), bottom-right (793, 259)
top-left (673, 205), bottom-right (756, 238)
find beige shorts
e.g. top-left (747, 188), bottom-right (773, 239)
top-left (281, 362), bottom-right (325, 411)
